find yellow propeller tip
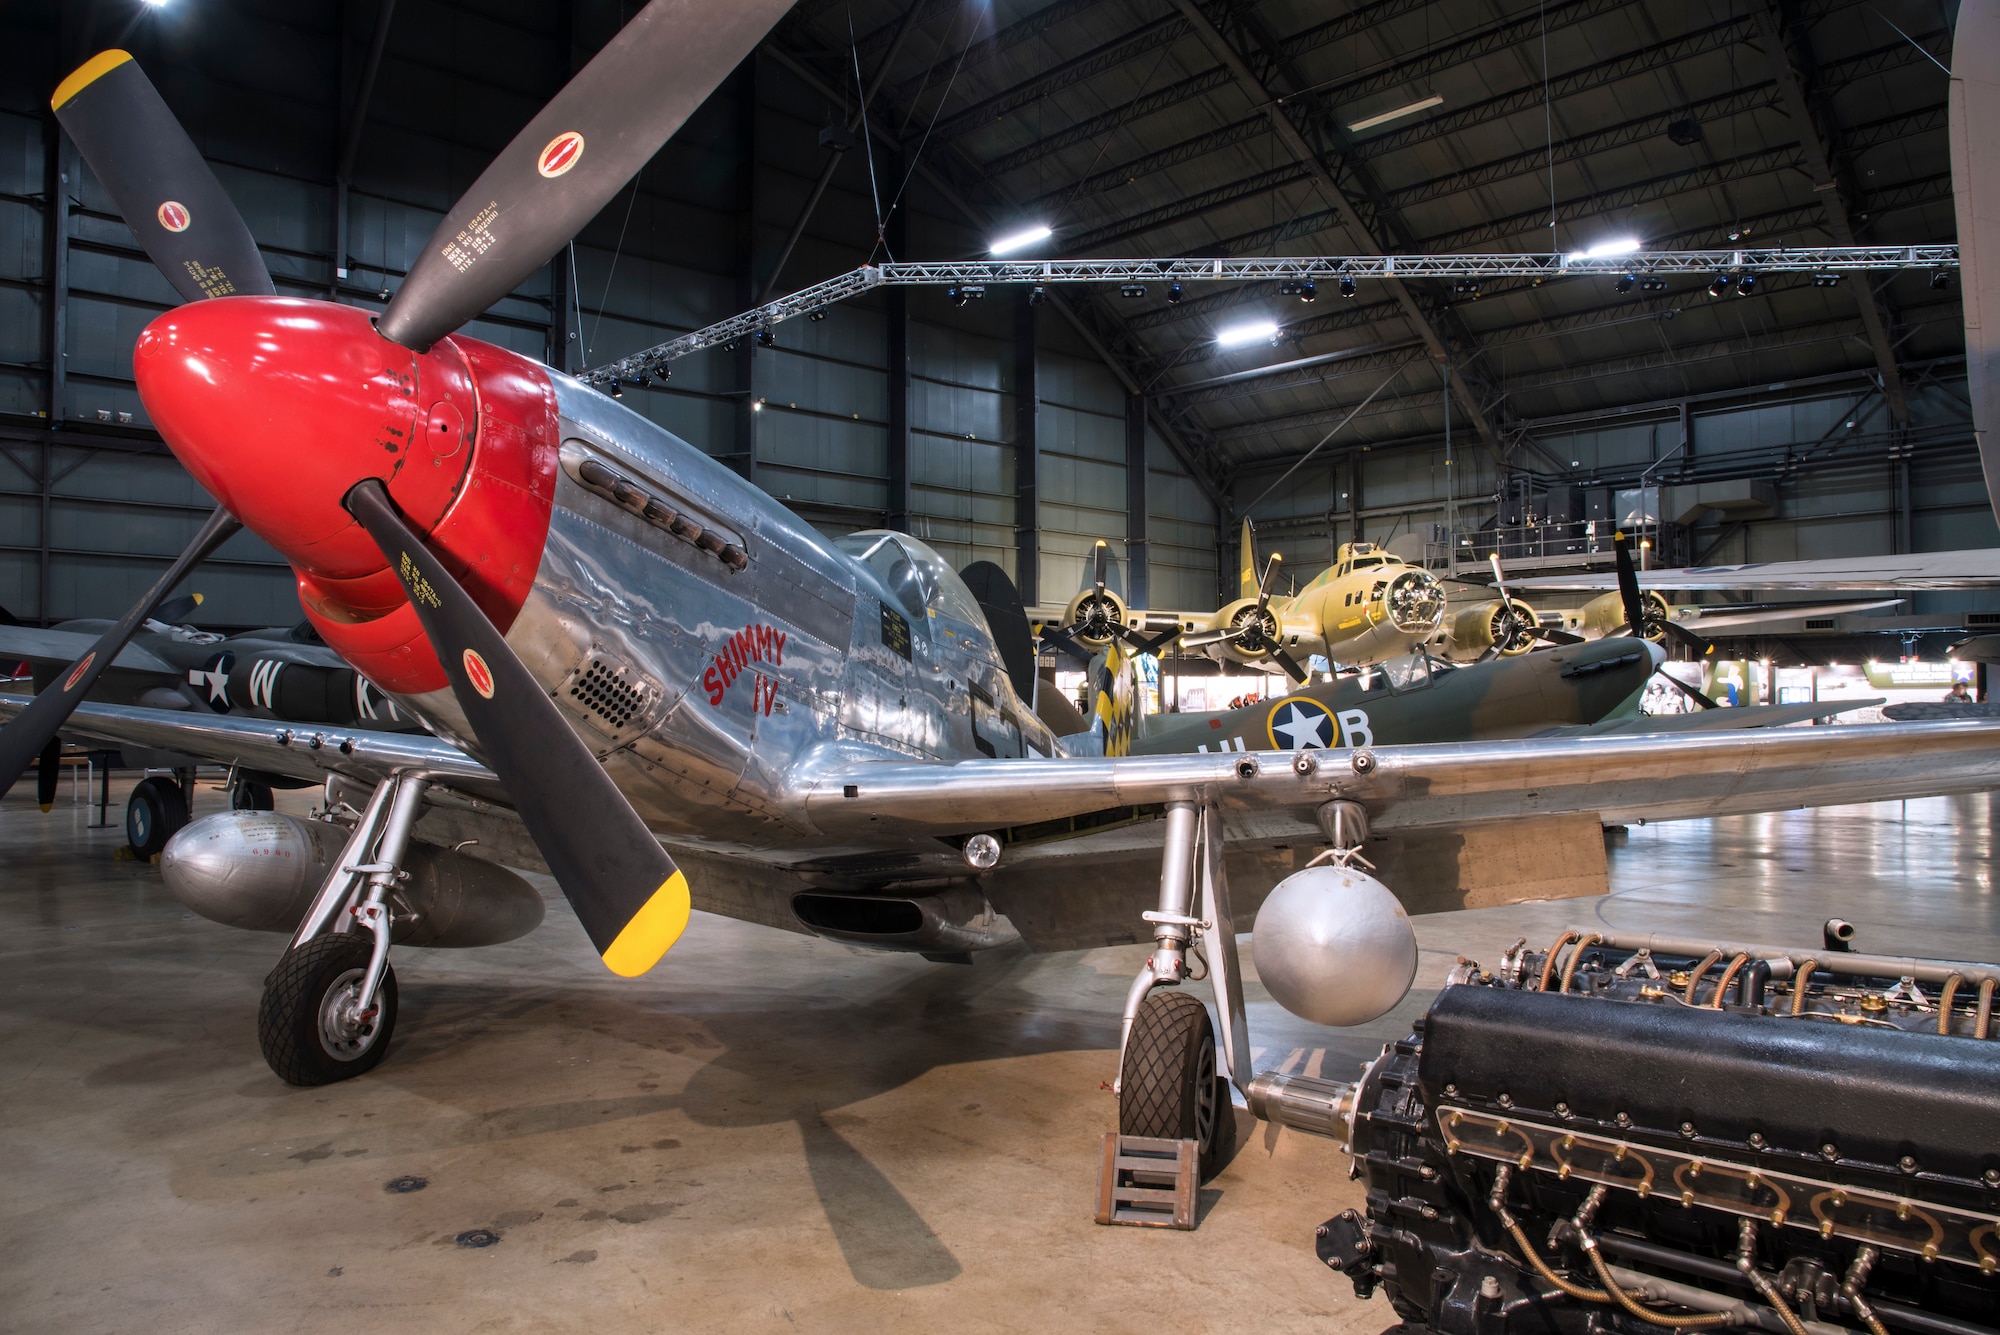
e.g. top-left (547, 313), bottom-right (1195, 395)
top-left (38, 803), bottom-right (53, 813)
top-left (53, 50), bottom-right (134, 112)
top-left (599, 870), bottom-right (692, 977)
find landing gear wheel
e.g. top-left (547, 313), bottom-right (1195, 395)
top-left (230, 778), bottom-right (274, 811)
top-left (258, 933), bottom-right (397, 1086)
top-left (1119, 989), bottom-right (1236, 1178)
top-left (125, 776), bottom-right (188, 857)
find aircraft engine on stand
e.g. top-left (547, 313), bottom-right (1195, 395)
top-left (1252, 929), bottom-right (2000, 1335)
top-left (163, 811), bottom-right (544, 947)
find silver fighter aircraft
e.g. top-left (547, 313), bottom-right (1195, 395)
top-left (8, 8), bottom-right (2000, 1175)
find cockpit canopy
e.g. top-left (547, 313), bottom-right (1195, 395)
top-left (834, 530), bottom-right (990, 632)
top-left (1336, 541), bottom-right (1391, 574)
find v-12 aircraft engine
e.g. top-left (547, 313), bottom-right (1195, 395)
top-left (1251, 930), bottom-right (2000, 1335)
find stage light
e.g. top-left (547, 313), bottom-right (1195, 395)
top-left (1578, 236), bottom-right (1642, 259)
top-left (1217, 320), bottom-right (1279, 348)
top-left (989, 224), bottom-right (1052, 255)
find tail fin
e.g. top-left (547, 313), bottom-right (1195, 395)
top-left (1086, 640), bottom-right (1148, 756)
top-left (1239, 518), bottom-right (1259, 599)
top-left (1953, 0), bottom-right (2000, 528)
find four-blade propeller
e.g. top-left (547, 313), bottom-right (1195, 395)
top-left (1612, 530), bottom-right (1720, 709)
top-left (2, 0), bottom-right (795, 974)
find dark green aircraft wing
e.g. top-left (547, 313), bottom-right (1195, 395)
top-left (1541, 699), bottom-right (1885, 736)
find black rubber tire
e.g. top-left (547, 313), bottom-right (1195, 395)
top-left (1119, 988), bottom-right (1232, 1178)
top-left (258, 933), bottom-right (398, 1086)
top-left (126, 776), bottom-right (188, 858)
top-left (231, 779), bottom-right (275, 811)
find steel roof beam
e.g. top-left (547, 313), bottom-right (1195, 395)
top-left (1161, 0), bottom-right (1508, 458)
top-left (974, 0), bottom-right (1610, 177)
top-left (1203, 314), bottom-right (1953, 446)
top-left (1751, 0), bottom-right (1913, 426)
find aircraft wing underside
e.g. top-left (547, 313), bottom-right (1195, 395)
top-left (1513, 549), bottom-right (2000, 592)
top-left (0, 625), bottom-right (179, 676)
top-left (0, 693), bottom-right (504, 802)
top-left (13, 692), bottom-right (2000, 876)
top-left (800, 718), bottom-right (2000, 845)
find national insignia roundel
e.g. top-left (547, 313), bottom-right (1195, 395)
top-left (462, 648), bottom-right (496, 699)
top-left (536, 131), bottom-right (585, 178)
top-left (63, 651), bottom-right (97, 692)
top-left (156, 200), bottom-right (191, 232)
top-left (1265, 696), bottom-right (1335, 750)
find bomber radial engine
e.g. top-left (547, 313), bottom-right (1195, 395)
top-left (1252, 929), bottom-right (2000, 1335)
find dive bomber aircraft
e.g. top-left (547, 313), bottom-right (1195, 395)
top-left (7, 3), bottom-right (2000, 1175)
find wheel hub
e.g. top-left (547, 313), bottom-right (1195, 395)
top-left (319, 966), bottom-right (384, 1061)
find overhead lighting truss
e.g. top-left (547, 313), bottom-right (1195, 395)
top-left (579, 246), bottom-right (1959, 385)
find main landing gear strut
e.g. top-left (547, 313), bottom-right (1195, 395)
top-left (1115, 798), bottom-right (1252, 1179)
top-left (258, 774), bottom-right (429, 1085)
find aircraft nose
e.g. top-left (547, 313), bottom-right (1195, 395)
top-left (135, 296), bottom-right (478, 582)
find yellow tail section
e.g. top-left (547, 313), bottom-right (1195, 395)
top-left (1239, 518), bottom-right (1259, 599)
top-left (1089, 640), bottom-right (1146, 756)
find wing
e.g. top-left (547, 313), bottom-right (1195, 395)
top-left (0, 624), bottom-right (177, 676)
top-left (0, 693), bottom-right (501, 800)
top-left (1514, 549), bottom-right (2000, 592)
top-left (1540, 700), bottom-right (1886, 736)
top-left (1682, 598), bottom-right (1902, 628)
top-left (799, 719), bottom-right (2000, 839)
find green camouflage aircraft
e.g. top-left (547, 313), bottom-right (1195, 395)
top-left (1095, 637), bottom-right (1873, 758)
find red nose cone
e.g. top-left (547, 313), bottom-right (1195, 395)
top-left (137, 296), bottom-right (561, 699)
top-left (136, 296), bottom-right (477, 582)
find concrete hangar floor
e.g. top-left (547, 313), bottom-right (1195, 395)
top-left (2, 777), bottom-right (1995, 1334)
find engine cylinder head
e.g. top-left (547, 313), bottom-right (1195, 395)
top-left (1252, 864), bottom-right (1418, 1026)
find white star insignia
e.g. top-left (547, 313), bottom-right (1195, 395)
top-left (1272, 701), bottom-right (1331, 749)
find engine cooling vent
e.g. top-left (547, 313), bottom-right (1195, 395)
top-left (1803, 617), bottom-right (1838, 630)
top-left (568, 659), bottom-right (647, 729)
top-left (1967, 612), bottom-right (2000, 626)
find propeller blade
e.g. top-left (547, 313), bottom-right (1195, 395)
top-left (153, 592), bottom-right (203, 624)
top-left (1180, 626), bottom-right (1245, 649)
top-left (1092, 539), bottom-right (1109, 601)
top-left (35, 736), bottom-right (61, 813)
top-left (51, 52), bottom-right (275, 304)
top-left (1655, 669), bottom-right (1721, 710)
top-left (377, 0), bottom-right (795, 351)
top-left (1537, 626), bottom-right (1587, 646)
top-left (345, 480), bottom-right (687, 975)
top-left (1256, 552), bottom-right (1283, 610)
top-left (1661, 618), bottom-right (1714, 657)
top-left (1269, 644), bottom-right (1309, 683)
top-left (0, 506), bottom-right (240, 801)
top-left (1612, 529), bottom-right (1651, 636)
top-left (1038, 625), bottom-right (1094, 666)
top-left (1118, 625), bottom-right (1182, 657)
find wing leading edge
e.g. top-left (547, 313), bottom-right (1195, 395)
top-left (800, 720), bottom-right (2000, 840)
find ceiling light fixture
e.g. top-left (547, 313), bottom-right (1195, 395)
top-left (1577, 237), bottom-right (1642, 259)
top-left (988, 224), bottom-right (1053, 255)
top-left (1217, 320), bottom-right (1279, 348)
top-left (1346, 94), bottom-right (1444, 133)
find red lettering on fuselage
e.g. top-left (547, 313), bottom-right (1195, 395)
top-left (705, 624), bottom-right (787, 715)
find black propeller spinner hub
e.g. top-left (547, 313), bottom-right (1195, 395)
top-left (1231, 604), bottom-right (1280, 652)
top-left (1074, 593), bottom-right (1120, 640)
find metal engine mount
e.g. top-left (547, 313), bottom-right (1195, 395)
top-left (1249, 927), bottom-right (2000, 1335)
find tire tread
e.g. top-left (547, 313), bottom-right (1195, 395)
top-left (257, 934), bottom-right (395, 1086)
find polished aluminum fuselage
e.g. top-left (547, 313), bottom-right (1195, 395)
top-left (396, 372), bottom-right (1059, 855)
